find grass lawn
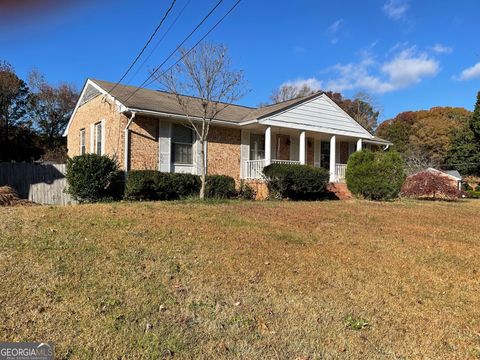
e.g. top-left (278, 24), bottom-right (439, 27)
top-left (1, 200), bottom-right (479, 359)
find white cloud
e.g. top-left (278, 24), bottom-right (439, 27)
top-left (453, 62), bottom-right (480, 81)
top-left (328, 19), bottom-right (343, 33)
top-left (430, 44), bottom-right (453, 54)
top-left (322, 48), bottom-right (439, 94)
top-left (383, 0), bottom-right (409, 21)
top-left (281, 78), bottom-right (323, 91)
top-left (381, 49), bottom-right (439, 88)
top-left (326, 19), bottom-right (343, 45)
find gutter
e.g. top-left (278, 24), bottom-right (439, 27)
top-left (124, 111), bottom-right (136, 171)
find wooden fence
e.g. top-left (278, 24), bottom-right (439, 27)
top-left (0, 163), bottom-right (75, 205)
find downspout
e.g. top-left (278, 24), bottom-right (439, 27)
top-left (124, 112), bottom-right (136, 172)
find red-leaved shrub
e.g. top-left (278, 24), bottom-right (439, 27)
top-left (400, 171), bottom-right (462, 200)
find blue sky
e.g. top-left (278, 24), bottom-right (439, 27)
top-left (1, 0), bottom-right (479, 121)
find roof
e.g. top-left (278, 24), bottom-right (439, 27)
top-left (423, 168), bottom-right (463, 181)
top-left (65, 79), bottom-right (391, 144)
top-left (443, 170), bottom-right (462, 180)
top-left (91, 79), bottom-right (324, 123)
top-left (91, 79), bottom-right (254, 123)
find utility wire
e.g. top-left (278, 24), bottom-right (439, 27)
top-left (109, 0), bottom-right (178, 93)
top-left (145, 0), bottom-right (242, 89)
top-left (126, 0), bottom-right (193, 85)
top-left (121, 0), bottom-right (230, 103)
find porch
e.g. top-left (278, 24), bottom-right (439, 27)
top-left (240, 126), bottom-right (378, 183)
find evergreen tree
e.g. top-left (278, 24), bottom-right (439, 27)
top-left (447, 91), bottom-right (480, 175)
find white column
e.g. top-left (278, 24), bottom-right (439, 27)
top-left (265, 126), bottom-right (272, 166)
top-left (299, 131), bottom-right (306, 165)
top-left (329, 135), bottom-right (336, 182)
top-left (357, 138), bottom-right (363, 152)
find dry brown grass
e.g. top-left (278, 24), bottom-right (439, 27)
top-left (0, 199), bottom-right (479, 359)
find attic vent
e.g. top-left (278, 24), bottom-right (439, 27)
top-left (79, 84), bottom-right (102, 106)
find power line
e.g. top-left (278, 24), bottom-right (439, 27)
top-left (109, 0), bottom-right (178, 93)
top-left (121, 0), bottom-right (230, 103)
top-left (145, 0), bottom-right (242, 89)
top-left (126, 0), bottom-right (193, 85)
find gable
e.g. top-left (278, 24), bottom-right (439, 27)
top-left (259, 94), bottom-right (373, 138)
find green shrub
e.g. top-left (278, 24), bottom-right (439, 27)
top-left (124, 170), bottom-right (160, 200)
top-left (238, 181), bottom-right (256, 200)
top-left (169, 173), bottom-right (201, 199)
top-left (476, 185), bottom-right (480, 192)
top-left (205, 175), bottom-right (237, 199)
top-left (346, 150), bottom-right (406, 201)
top-left (66, 154), bottom-right (121, 202)
top-left (262, 163), bottom-right (329, 201)
top-left (125, 171), bottom-right (200, 201)
top-left (467, 190), bottom-right (480, 199)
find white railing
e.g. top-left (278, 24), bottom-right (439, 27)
top-left (272, 159), bottom-right (301, 165)
top-left (335, 163), bottom-right (347, 182)
top-left (244, 159), bottom-right (266, 179)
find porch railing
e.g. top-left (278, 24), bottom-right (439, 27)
top-left (244, 159), bottom-right (265, 179)
top-left (272, 159), bottom-right (301, 165)
top-left (244, 159), bottom-right (302, 179)
top-left (244, 160), bottom-right (347, 181)
top-left (335, 163), bottom-right (347, 182)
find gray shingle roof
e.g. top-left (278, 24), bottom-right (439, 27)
top-left (91, 79), bottom-right (322, 123)
top-left (92, 79), bottom-right (254, 123)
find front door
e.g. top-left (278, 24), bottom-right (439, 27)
top-left (339, 142), bottom-right (350, 164)
top-left (320, 141), bottom-right (330, 170)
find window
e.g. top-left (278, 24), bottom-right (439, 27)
top-left (171, 124), bottom-right (194, 164)
top-left (94, 122), bottom-right (103, 155)
top-left (250, 133), bottom-right (265, 160)
top-left (79, 128), bottom-right (86, 155)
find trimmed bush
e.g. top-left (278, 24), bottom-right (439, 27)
top-left (238, 181), bottom-right (256, 200)
top-left (66, 154), bottom-right (121, 202)
top-left (346, 150), bottom-right (406, 201)
top-left (124, 171), bottom-right (200, 201)
top-left (205, 175), bottom-right (237, 199)
top-left (476, 185), bottom-right (480, 192)
top-left (262, 163), bottom-right (329, 200)
top-left (400, 171), bottom-right (461, 200)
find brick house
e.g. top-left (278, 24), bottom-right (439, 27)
top-left (64, 79), bottom-right (391, 190)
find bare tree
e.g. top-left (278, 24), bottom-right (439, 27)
top-left (28, 69), bottom-right (78, 149)
top-left (153, 43), bottom-right (245, 199)
top-left (270, 84), bottom-right (316, 104)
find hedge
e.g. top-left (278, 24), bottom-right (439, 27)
top-left (205, 175), bottom-right (237, 199)
top-left (124, 171), bottom-right (200, 201)
top-left (262, 163), bottom-right (329, 200)
top-left (346, 150), bottom-right (406, 200)
top-left (66, 154), bottom-right (122, 202)
top-left (125, 172), bottom-right (239, 200)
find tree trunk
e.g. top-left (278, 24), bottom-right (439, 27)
top-left (199, 139), bottom-right (206, 199)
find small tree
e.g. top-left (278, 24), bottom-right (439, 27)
top-left (153, 43), bottom-right (245, 199)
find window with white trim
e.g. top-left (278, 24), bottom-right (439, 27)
top-left (79, 128), bottom-right (86, 155)
top-left (94, 122), bottom-right (103, 155)
top-left (171, 124), bottom-right (194, 165)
